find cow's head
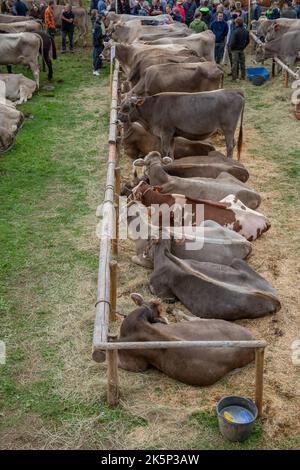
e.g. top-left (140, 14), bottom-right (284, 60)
top-left (265, 23), bottom-right (280, 42)
top-left (255, 44), bottom-right (265, 63)
top-left (119, 294), bottom-right (168, 338)
top-left (118, 96), bottom-right (145, 123)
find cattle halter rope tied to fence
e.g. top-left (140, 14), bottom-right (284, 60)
top-left (92, 56), bottom-right (267, 416)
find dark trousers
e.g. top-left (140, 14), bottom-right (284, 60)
top-left (215, 42), bottom-right (225, 64)
top-left (93, 46), bottom-right (103, 71)
top-left (232, 50), bottom-right (246, 80)
top-left (47, 27), bottom-right (55, 41)
top-left (62, 30), bottom-right (74, 51)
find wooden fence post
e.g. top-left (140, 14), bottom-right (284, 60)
top-left (112, 167), bottom-right (120, 256)
top-left (284, 70), bottom-right (289, 88)
top-left (272, 59), bottom-right (276, 78)
top-left (109, 260), bottom-right (117, 322)
top-left (107, 334), bottom-right (119, 405)
top-left (255, 347), bottom-right (265, 417)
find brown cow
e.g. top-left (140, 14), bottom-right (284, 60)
top-left (122, 121), bottom-right (216, 159)
top-left (131, 181), bottom-right (270, 241)
top-left (119, 89), bottom-right (245, 160)
top-left (118, 294), bottom-right (255, 386)
top-left (148, 239), bottom-right (281, 320)
top-left (133, 152), bottom-right (261, 209)
top-left (127, 62), bottom-right (223, 97)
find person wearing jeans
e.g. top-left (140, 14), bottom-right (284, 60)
top-left (211, 11), bottom-right (228, 64)
top-left (92, 12), bottom-right (105, 76)
top-left (61, 4), bottom-right (75, 53)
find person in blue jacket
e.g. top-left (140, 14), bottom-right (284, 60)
top-left (211, 10), bottom-right (228, 64)
top-left (97, 0), bottom-right (107, 13)
top-left (251, 0), bottom-right (262, 21)
top-left (13, 0), bottom-right (28, 16)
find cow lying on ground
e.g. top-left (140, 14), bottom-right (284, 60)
top-left (133, 152), bottom-right (261, 209)
top-left (127, 204), bottom-right (252, 268)
top-left (127, 62), bottom-right (223, 97)
top-left (148, 239), bottom-right (281, 319)
top-left (122, 121), bottom-right (216, 159)
top-left (118, 294), bottom-right (255, 386)
top-left (255, 29), bottom-right (300, 66)
top-left (0, 73), bottom-right (36, 104)
top-left (145, 152), bottom-right (249, 181)
top-left (119, 89), bottom-right (245, 160)
top-left (0, 32), bottom-right (42, 85)
top-left (0, 126), bottom-right (15, 153)
top-left (0, 102), bottom-right (24, 133)
top-left (131, 181), bottom-right (270, 241)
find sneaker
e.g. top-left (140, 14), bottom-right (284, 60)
top-left (93, 70), bottom-right (100, 76)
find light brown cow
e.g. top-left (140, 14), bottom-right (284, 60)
top-left (0, 20), bottom-right (42, 33)
top-left (0, 73), bottom-right (36, 104)
top-left (0, 33), bottom-right (42, 86)
top-left (122, 121), bottom-right (216, 159)
top-left (127, 62), bottom-right (223, 97)
top-left (118, 294), bottom-right (255, 386)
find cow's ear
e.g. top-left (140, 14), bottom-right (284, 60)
top-left (136, 98), bottom-right (145, 106)
top-left (153, 185), bottom-right (162, 192)
top-left (274, 23), bottom-right (280, 31)
top-left (131, 293), bottom-right (144, 306)
top-left (133, 158), bottom-right (145, 167)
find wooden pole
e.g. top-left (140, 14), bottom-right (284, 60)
top-left (272, 59), bottom-right (276, 78)
top-left (284, 69), bottom-right (289, 88)
top-left (112, 166), bottom-right (121, 256)
top-left (107, 334), bottom-right (119, 405)
top-left (255, 347), bottom-right (265, 417)
top-left (109, 260), bottom-right (117, 322)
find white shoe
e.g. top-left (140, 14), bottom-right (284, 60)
top-left (93, 70), bottom-right (100, 76)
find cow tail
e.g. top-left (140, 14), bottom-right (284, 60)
top-left (237, 101), bottom-right (245, 161)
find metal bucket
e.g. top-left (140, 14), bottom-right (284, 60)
top-left (216, 396), bottom-right (258, 442)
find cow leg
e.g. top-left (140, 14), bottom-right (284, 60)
top-left (30, 63), bottom-right (40, 89)
top-left (6, 65), bottom-right (12, 74)
top-left (160, 133), bottom-right (173, 158)
top-left (173, 309), bottom-right (199, 322)
top-left (224, 131), bottom-right (235, 159)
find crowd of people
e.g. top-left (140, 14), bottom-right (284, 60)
top-left (10, 0), bottom-right (300, 78)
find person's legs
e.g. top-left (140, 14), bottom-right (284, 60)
top-left (240, 51), bottom-right (246, 79)
top-left (61, 30), bottom-right (67, 52)
top-left (232, 50), bottom-right (239, 81)
top-left (93, 47), bottom-right (102, 74)
top-left (215, 43), bottom-right (224, 64)
top-left (69, 31), bottom-right (74, 51)
top-left (228, 46), bottom-right (233, 75)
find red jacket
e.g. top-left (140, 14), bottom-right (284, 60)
top-left (176, 4), bottom-right (186, 23)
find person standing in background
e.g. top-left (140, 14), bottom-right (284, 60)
top-left (13, 0), bottom-right (28, 16)
top-left (251, 0), bottom-right (262, 21)
top-left (176, 0), bottom-right (186, 22)
top-left (211, 10), bottom-right (228, 64)
top-left (230, 16), bottom-right (249, 81)
top-left (281, 1), bottom-right (297, 18)
top-left (293, 0), bottom-right (300, 18)
top-left (183, 0), bottom-right (197, 26)
top-left (189, 10), bottom-right (207, 32)
top-left (61, 4), bottom-right (75, 53)
top-left (45, 0), bottom-right (56, 42)
top-left (92, 12), bottom-right (105, 76)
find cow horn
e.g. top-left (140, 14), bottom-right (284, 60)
top-left (130, 293), bottom-right (145, 306)
top-left (133, 158), bottom-right (145, 167)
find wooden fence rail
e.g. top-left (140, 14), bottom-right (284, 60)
top-left (92, 58), bottom-right (267, 416)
